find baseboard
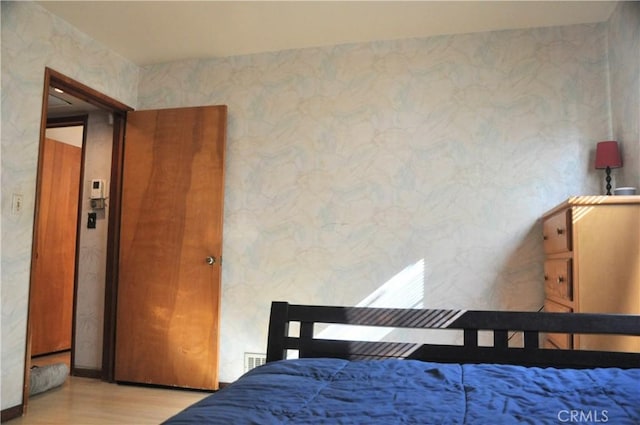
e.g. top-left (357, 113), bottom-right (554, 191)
top-left (1, 404), bottom-right (23, 423)
top-left (72, 367), bottom-right (102, 379)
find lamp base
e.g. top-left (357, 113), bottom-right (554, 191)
top-left (604, 166), bottom-right (612, 195)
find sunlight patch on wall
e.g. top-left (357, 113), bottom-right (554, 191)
top-left (316, 259), bottom-right (425, 341)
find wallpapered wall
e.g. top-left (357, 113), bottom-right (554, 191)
top-left (2, 0), bottom-right (638, 408)
top-left (608, 1), bottom-right (640, 189)
top-left (138, 23), bottom-right (611, 382)
top-left (1, 2), bottom-right (138, 409)
top-left (74, 111), bottom-right (114, 370)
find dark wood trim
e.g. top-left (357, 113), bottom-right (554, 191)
top-left (102, 113), bottom-right (126, 382)
top-left (22, 66), bottom-right (57, 412)
top-left (47, 115), bottom-right (89, 128)
top-left (266, 302), bottom-right (640, 369)
top-left (72, 367), bottom-right (103, 379)
top-left (47, 68), bottom-right (133, 113)
top-left (1, 404), bottom-right (23, 423)
top-left (74, 120), bottom-right (89, 378)
top-left (22, 67), bottom-right (134, 414)
top-left (73, 115), bottom-right (89, 384)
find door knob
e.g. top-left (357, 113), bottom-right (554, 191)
top-left (205, 256), bottom-right (216, 265)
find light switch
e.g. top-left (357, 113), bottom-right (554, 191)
top-left (11, 193), bottom-right (23, 215)
top-left (87, 212), bottom-right (97, 229)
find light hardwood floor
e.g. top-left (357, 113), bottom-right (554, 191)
top-left (8, 376), bottom-right (210, 424)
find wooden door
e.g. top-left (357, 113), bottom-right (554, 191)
top-left (31, 138), bottom-right (81, 356)
top-left (115, 105), bottom-right (227, 390)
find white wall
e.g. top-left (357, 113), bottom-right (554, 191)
top-left (608, 1), bottom-right (640, 189)
top-left (45, 126), bottom-right (83, 147)
top-left (1, 1), bottom-right (138, 410)
top-left (138, 22), bottom-right (611, 382)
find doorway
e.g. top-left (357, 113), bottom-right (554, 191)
top-left (29, 117), bottom-right (85, 376)
top-left (24, 68), bottom-right (132, 409)
top-left (25, 67), bottom-right (227, 413)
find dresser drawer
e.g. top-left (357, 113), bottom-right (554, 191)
top-left (544, 259), bottom-right (572, 302)
top-left (542, 209), bottom-right (572, 254)
top-left (544, 299), bottom-right (573, 349)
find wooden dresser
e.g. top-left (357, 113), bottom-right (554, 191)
top-left (541, 196), bottom-right (640, 352)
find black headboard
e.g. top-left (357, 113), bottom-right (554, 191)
top-left (266, 302), bottom-right (640, 369)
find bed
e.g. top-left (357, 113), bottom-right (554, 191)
top-left (163, 302), bottom-right (640, 424)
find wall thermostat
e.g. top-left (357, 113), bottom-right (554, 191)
top-left (91, 179), bottom-right (105, 199)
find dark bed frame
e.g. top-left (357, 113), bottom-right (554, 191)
top-left (266, 302), bottom-right (640, 369)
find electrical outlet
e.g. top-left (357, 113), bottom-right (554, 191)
top-left (11, 193), bottom-right (23, 215)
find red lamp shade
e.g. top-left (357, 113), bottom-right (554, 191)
top-left (595, 141), bottom-right (622, 169)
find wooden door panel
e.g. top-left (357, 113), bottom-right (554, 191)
top-left (31, 138), bottom-right (81, 356)
top-left (115, 106), bottom-right (226, 390)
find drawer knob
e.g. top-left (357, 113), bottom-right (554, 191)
top-left (557, 276), bottom-right (565, 284)
top-left (556, 228), bottom-right (565, 235)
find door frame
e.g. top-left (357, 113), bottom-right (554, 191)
top-left (23, 68), bottom-right (133, 411)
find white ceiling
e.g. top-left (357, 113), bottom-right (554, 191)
top-left (38, 1), bottom-right (618, 67)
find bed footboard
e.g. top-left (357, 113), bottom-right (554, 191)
top-left (266, 302), bottom-right (640, 369)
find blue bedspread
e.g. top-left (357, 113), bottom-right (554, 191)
top-left (163, 358), bottom-right (640, 424)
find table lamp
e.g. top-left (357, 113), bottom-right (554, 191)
top-left (594, 141), bottom-right (622, 195)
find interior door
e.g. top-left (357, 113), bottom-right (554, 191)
top-left (31, 137), bottom-right (81, 356)
top-left (115, 105), bottom-right (227, 390)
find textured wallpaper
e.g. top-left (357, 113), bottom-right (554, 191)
top-left (1, 1), bottom-right (138, 409)
top-left (74, 112), bottom-right (113, 370)
top-left (138, 23), bottom-right (611, 382)
top-left (2, 0), bottom-right (637, 408)
top-left (608, 1), bottom-right (640, 189)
